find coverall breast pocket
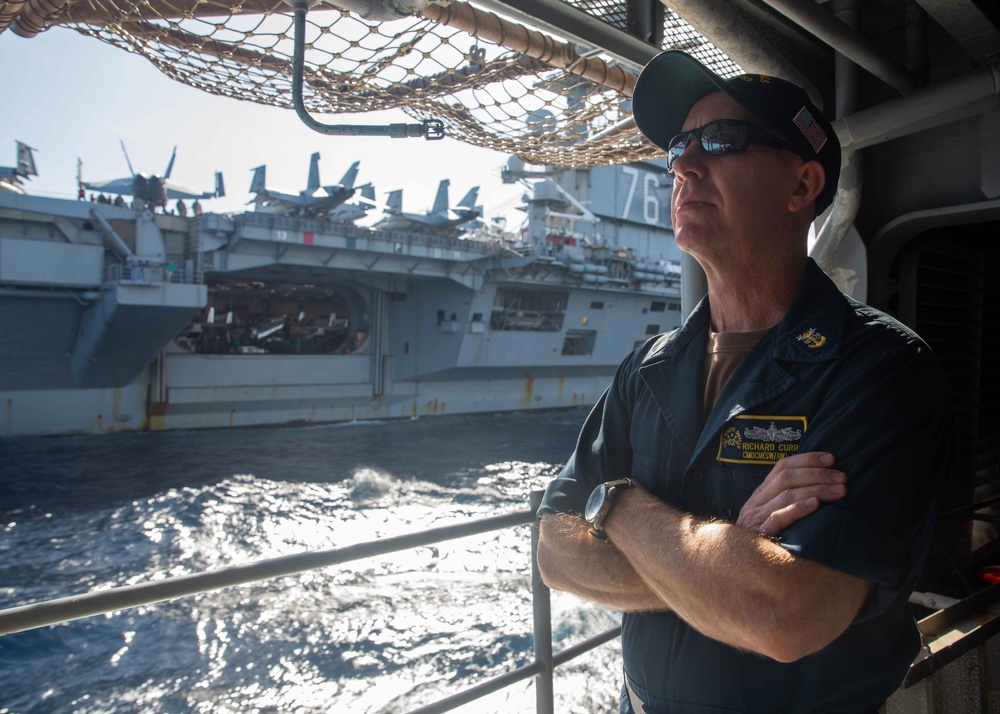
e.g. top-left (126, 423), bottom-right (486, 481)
top-left (706, 465), bottom-right (768, 522)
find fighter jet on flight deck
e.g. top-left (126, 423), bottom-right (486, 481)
top-left (79, 142), bottom-right (225, 208)
top-left (248, 153), bottom-right (363, 217)
top-left (374, 179), bottom-right (482, 235)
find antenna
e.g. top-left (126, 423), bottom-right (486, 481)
top-left (120, 140), bottom-right (136, 177)
top-left (164, 146), bottom-right (177, 178)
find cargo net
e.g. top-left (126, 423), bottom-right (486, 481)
top-left (43, 0), bottom-right (741, 168)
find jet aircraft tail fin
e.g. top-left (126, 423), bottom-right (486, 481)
top-left (385, 189), bottom-right (403, 213)
top-left (431, 179), bottom-right (450, 215)
top-left (339, 160), bottom-right (360, 190)
top-left (16, 141), bottom-right (38, 178)
top-left (249, 165), bottom-right (267, 195)
top-left (214, 171), bottom-right (226, 198)
top-left (307, 152), bottom-right (321, 193)
top-left (455, 186), bottom-right (479, 210)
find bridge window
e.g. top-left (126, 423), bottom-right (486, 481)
top-left (562, 329), bottom-right (597, 356)
top-left (491, 288), bottom-right (567, 332)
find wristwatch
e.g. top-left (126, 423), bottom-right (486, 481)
top-left (584, 478), bottom-right (632, 540)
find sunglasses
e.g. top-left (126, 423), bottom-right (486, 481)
top-left (666, 119), bottom-right (800, 173)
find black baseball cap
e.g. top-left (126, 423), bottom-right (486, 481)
top-left (633, 50), bottom-right (841, 215)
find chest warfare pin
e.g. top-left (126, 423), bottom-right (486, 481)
top-left (718, 414), bottom-right (808, 465)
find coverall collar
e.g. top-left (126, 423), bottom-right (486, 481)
top-left (638, 258), bottom-right (847, 463)
top-left (643, 257), bottom-right (845, 366)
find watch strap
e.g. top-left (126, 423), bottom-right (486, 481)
top-left (589, 477), bottom-right (633, 538)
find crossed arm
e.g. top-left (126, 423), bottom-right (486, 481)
top-left (536, 451), bottom-right (874, 663)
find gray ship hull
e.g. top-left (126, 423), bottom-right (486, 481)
top-left (2, 363), bottom-right (613, 436)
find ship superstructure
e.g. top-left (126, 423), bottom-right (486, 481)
top-left (0, 159), bottom-right (681, 435)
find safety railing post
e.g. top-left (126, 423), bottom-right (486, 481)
top-left (530, 489), bottom-right (554, 714)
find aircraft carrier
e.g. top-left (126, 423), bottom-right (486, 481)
top-left (0, 156), bottom-right (682, 436)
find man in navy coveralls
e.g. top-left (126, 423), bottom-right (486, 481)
top-left (536, 51), bottom-right (951, 713)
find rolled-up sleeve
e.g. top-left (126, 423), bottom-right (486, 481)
top-left (779, 341), bottom-right (953, 621)
top-left (537, 349), bottom-right (639, 518)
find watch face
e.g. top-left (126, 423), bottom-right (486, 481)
top-left (584, 485), bottom-right (606, 522)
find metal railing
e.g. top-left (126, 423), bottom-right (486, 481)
top-left (106, 261), bottom-right (203, 285)
top-left (0, 490), bottom-right (619, 714)
top-left (8, 484), bottom-right (1000, 710)
top-left (235, 211), bottom-right (500, 256)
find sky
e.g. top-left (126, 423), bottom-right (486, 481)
top-left (0, 25), bottom-right (527, 228)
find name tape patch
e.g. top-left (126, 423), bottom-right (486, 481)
top-left (718, 414), bottom-right (808, 465)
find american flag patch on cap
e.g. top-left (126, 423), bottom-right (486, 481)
top-left (792, 106), bottom-right (828, 153)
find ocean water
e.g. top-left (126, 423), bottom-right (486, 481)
top-left (0, 409), bottom-right (622, 714)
